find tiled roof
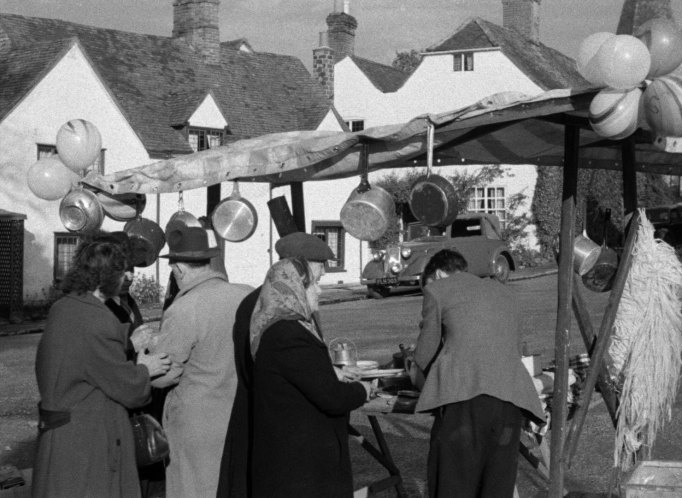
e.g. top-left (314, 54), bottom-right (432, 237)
top-left (0, 13), bottom-right (333, 157)
top-left (426, 17), bottom-right (589, 90)
top-left (349, 55), bottom-right (410, 93)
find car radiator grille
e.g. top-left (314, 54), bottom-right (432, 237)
top-left (384, 245), bottom-right (401, 273)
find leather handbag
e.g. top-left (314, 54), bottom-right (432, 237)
top-left (130, 413), bottom-right (169, 467)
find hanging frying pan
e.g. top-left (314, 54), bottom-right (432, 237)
top-left (211, 181), bottom-right (258, 242)
top-left (408, 123), bottom-right (459, 227)
top-left (340, 144), bottom-right (394, 242)
top-left (96, 191), bottom-right (147, 222)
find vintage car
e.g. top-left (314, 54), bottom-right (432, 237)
top-left (361, 212), bottom-right (516, 298)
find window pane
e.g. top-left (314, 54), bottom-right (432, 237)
top-left (55, 234), bottom-right (80, 281)
top-left (453, 54), bottom-right (462, 71)
top-left (38, 144), bottom-right (57, 159)
top-left (465, 52), bottom-right (474, 71)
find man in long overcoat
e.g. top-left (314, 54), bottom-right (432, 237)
top-left (151, 226), bottom-right (252, 498)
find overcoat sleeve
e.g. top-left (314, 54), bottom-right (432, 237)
top-left (83, 319), bottom-right (151, 409)
top-left (264, 323), bottom-right (366, 416)
top-left (150, 301), bottom-right (195, 388)
top-left (415, 286), bottom-right (443, 372)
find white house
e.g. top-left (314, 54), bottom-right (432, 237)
top-left (0, 0), bottom-right (373, 307)
top-left (314, 0), bottom-right (657, 244)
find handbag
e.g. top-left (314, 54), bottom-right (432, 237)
top-left (130, 413), bottom-right (169, 467)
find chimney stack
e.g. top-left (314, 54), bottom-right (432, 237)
top-left (502, 0), bottom-right (541, 43)
top-left (313, 32), bottom-right (335, 100)
top-left (326, 5), bottom-right (357, 62)
top-left (173, 0), bottom-right (221, 65)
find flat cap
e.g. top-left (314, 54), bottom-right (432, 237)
top-left (275, 232), bottom-right (335, 262)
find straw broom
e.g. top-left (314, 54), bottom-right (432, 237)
top-left (605, 209), bottom-right (682, 471)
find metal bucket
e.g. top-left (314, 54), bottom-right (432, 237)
top-left (573, 230), bottom-right (602, 276)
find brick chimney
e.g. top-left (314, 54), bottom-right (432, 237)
top-left (502, 0), bottom-right (541, 42)
top-left (173, 0), bottom-right (221, 65)
top-left (326, 0), bottom-right (357, 62)
top-left (313, 31), bottom-right (335, 100)
top-left (616, 0), bottom-right (674, 35)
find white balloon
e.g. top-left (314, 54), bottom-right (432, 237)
top-left (56, 119), bottom-right (102, 172)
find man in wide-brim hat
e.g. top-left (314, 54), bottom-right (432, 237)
top-left (148, 225), bottom-right (253, 498)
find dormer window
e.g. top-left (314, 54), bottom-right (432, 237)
top-left (188, 127), bottom-right (224, 151)
top-left (453, 52), bottom-right (474, 72)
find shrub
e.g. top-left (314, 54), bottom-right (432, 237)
top-left (129, 274), bottom-right (164, 306)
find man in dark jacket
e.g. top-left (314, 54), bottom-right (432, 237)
top-left (216, 232), bottom-right (335, 498)
top-left (412, 249), bottom-right (545, 498)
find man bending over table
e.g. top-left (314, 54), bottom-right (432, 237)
top-left (410, 249), bottom-right (545, 498)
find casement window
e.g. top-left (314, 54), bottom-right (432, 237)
top-left (468, 186), bottom-right (507, 228)
top-left (311, 221), bottom-right (345, 272)
top-left (53, 232), bottom-right (81, 283)
top-left (38, 144), bottom-right (105, 174)
top-left (344, 119), bottom-right (365, 132)
top-left (188, 128), bottom-right (224, 151)
top-left (453, 52), bottom-right (474, 72)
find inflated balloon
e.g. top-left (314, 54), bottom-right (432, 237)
top-left (576, 32), bottom-right (615, 86)
top-left (635, 18), bottom-right (682, 78)
top-left (589, 87), bottom-right (642, 139)
top-left (56, 119), bottom-right (102, 172)
top-left (642, 75), bottom-right (682, 136)
top-left (27, 156), bottom-right (80, 201)
top-left (592, 35), bottom-right (651, 90)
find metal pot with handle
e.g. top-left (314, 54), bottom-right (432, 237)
top-left (408, 123), bottom-right (459, 227)
top-left (165, 191), bottom-right (201, 234)
top-left (211, 181), bottom-right (258, 242)
top-left (124, 217), bottom-right (166, 267)
top-left (96, 191), bottom-right (146, 222)
top-left (59, 187), bottom-right (104, 233)
top-left (340, 144), bottom-right (394, 242)
top-left (582, 208), bottom-right (618, 292)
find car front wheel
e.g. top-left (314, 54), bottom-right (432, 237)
top-left (367, 285), bottom-right (391, 299)
top-left (492, 254), bottom-right (510, 283)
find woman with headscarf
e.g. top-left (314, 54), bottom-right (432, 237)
top-left (32, 239), bottom-right (171, 498)
top-left (250, 256), bottom-right (371, 498)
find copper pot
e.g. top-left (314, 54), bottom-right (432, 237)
top-left (59, 188), bottom-right (104, 233)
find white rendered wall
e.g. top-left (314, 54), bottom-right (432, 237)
top-left (188, 94), bottom-right (228, 128)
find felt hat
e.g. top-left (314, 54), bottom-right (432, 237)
top-left (275, 232), bottom-right (335, 262)
top-left (160, 225), bottom-right (220, 262)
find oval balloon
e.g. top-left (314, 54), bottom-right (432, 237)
top-left (635, 18), bottom-right (682, 78)
top-left (592, 35), bottom-right (651, 90)
top-left (576, 32), bottom-right (615, 86)
top-left (27, 156), bottom-right (80, 201)
top-left (589, 87), bottom-right (642, 139)
top-left (56, 119), bottom-right (102, 172)
top-left (642, 75), bottom-right (682, 136)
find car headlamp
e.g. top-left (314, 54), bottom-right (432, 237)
top-left (400, 247), bottom-right (412, 259)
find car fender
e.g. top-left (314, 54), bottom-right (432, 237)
top-left (489, 247), bottom-right (516, 273)
top-left (400, 254), bottom-right (431, 280)
top-left (361, 260), bottom-right (385, 281)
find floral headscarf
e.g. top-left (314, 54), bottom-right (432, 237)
top-left (250, 258), bottom-right (321, 357)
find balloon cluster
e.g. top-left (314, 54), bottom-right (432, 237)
top-left (577, 18), bottom-right (682, 140)
top-left (27, 119), bottom-right (102, 200)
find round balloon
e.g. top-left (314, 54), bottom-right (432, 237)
top-left (635, 18), bottom-right (682, 78)
top-left (642, 75), bottom-right (682, 136)
top-left (592, 35), bottom-right (651, 90)
top-left (576, 32), bottom-right (615, 86)
top-left (589, 87), bottom-right (642, 139)
top-left (56, 119), bottom-right (102, 172)
top-left (27, 156), bottom-right (80, 201)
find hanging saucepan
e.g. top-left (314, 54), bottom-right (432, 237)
top-left (124, 217), bottom-right (166, 267)
top-left (582, 208), bottom-right (618, 292)
top-left (96, 191), bottom-right (146, 222)
top-left (340, 145), bottom-right (394, 242)
top-left (408, 123), bottom-right (459, 227)
top-left (165, 191), bottom-right (201, 235)
top-left (59, 187), bottom-right (104, 233)
top-left (211, 181), bottom-right (258, 242)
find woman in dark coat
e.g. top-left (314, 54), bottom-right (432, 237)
top-left (32, 239), bottom-right (171, 498)
top-left (250, 257), bottom-right (371, 498)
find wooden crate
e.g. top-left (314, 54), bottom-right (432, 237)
top-left (622, 461), bottom-right (682, 497)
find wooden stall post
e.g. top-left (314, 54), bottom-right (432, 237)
top-left (290, 182), bottom-right (306, 232)
top-left (548, 123), bottom-right (580, 497)
top-left (621, 136), bottom-right (638, 216)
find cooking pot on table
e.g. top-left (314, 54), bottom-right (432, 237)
top-left (59, 187), bottom-right (104, 233)
top-left (124, 217), bottom-right (166, 267)
top-left (211, 181), bottom-right (258, 242)
top-left (340, 145), bottom-right (393, 242)
top-left (96, 191), bottom-right (146, 222)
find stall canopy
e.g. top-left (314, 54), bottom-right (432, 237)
top-left (83, 87), bottom-right (682, 195)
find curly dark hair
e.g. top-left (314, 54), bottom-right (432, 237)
top-left (421, 249), bottom-right (468, 288)
top-left (61, 240), bottom-right (128, 298)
